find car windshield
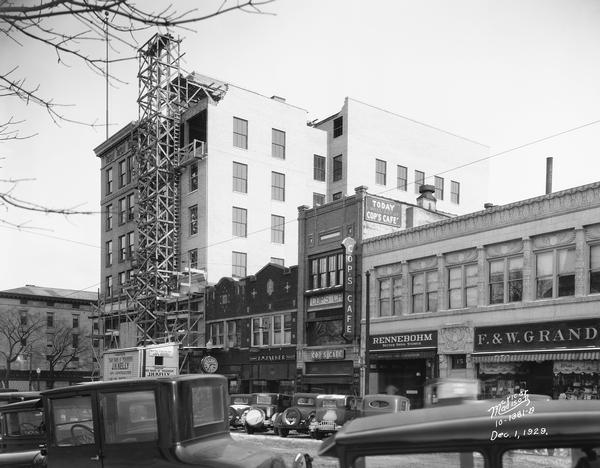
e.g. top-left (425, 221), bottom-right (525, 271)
top-left (256, 395), bottom-right (272, 405)
top-left (296, 397), bottom-right (315, 406)
top-left (358, 451), bottom-right (484, 467)
top-left (322, 399), bottom-right (339, 408)
top-left (232, 396), bottom-right (250, 404)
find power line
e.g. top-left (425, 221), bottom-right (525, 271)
top-left (0, 225), bottom-right (101, 248)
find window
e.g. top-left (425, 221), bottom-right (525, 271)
top-left (272, 128), bottom-right (285, 159)
top-left (251, 313), bottom-right (292, 346)
top-left (189, 205), bottom-right (198, 236)
top-left (47, 312), bottom-right (54, 328)
top-left (489, 256), bottom-right (523, 304)
top-left (106, 167), bottom-right (113, 194)
top-left (127, 232), bottom-right (134, 259)
top-left (397, 165), bottom-right (408, 191)
top-left (435, 176), bottom-right (444, 200)
top-left (209, 322), bottom-right (224, 346)
top-left (333, 116), bottom-right (343, 138)
top-left (73, 315), bottom-right (79, 329)
top-left (536, 248), bottom-right (575, 298)
top-left (190, 163), bottom-right (198, 192)
top-left (127, 155), bottom-right (133, 184)
top-left (233, 117), bottom-right (248, 149)
top-left (271, 172), bottom-right (285, 201)
top-left (118, 271), bottom-right (126, 287)
top-left (314, 155), bottom-right (326, 181)
top-left (226, 320), bottom-right (241, 348)
top-left (451, 355), bottom-right (467, 369)
top-left (590, 244), bottom-right (600, 294)
top-left (52, 395), bottom-right (95, 446)
top-left (313, 193), bottom-right (325, 207)
top-left (232, 207), bottom-right (247, 237)
top-left (448, 264), bottom-right (478, 309)
top-left (106, 204), bottom-right (113, 231)
top-left (106, 276), bottom-right (113, 296)
top-left (273, 313), bottom-right (292, 345)
top-left (189, 249), bottom-right (198, 270)
top-left (127, 193), bottom-right (135, 221)
top-left (333, 155), bottom-right (343, 181)
top-left (451, 180), bottom-right (460, 204)
top-left (118, 235), bottom-right (127, 262)
top-left (270, 257), bottom-right (284, 266)
top-left (100, 391), bottom-right (157, 445)
top-left (332, 192), bottom-right (343, 200)
top-left (118, 159), bottom-right (127, 188)
top-left (375, 159), bottom-right (387, 185)
top-left (271, 215), bottom-right (285, 244)
top-left (18, 312), bottom-right (27, 327)
top-left (411, 270), bottom-right (438, 313)
top-left (232, 251), bottom-right (247, 278)
top-left (106, 240), bottom-right (113, 266)
top-left (232, 162), bottom-right (248, 193)
top-left (118, 197), bottom-right (126, 224)
top-left (414, 170), bottom-right (425, 194)
top-left (309, 253), bottom-right (344, 289)
top-left (378, 277), bottom-right (402, 317)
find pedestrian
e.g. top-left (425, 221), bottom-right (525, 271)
top-left (575, 447), bottom-right (600, 468)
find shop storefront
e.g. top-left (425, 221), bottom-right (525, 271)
top-left (246, 347), bottom-right (296, 394)
top-left (367, 330), bottom-right (438, 408)
top-left (472, 319), bottom-right (600, 399)
top-left (298, 347), bottom-right (358, 395)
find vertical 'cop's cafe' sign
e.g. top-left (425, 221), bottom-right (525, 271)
top-left (342, 237), bottom-right (356, 341)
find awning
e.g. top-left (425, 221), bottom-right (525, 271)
top-left (301, 375), bottom-right (353, 385)
top-left (472, 350), bottom-right (600, 363)
top-left (371, 350), bottom-right (437, 360)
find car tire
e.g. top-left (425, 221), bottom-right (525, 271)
top-left (245, 424), bottom-right (255, 435)
top-left (279, 428), bottom-right (289, 438)
top-left (273, 427), bottom-right (279, 436)
top-left (315, 431), bottom-right (324, 440)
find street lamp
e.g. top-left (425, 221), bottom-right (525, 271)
top-left (36, 368), bottom-right (41, 391)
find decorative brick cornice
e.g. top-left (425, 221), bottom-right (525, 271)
top-left (364, 181), bottom-right (600, 256)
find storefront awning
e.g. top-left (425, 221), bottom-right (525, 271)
top-left (472, 350), bottom-right (600, 363)
top-left (302, 375), bottom-right (353, 385)
top-left (371, 350), bottom-right (437, 360)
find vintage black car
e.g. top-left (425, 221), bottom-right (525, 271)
top-left (273, 393), bottom-right (318, 438)
top-left (0, 392), bottom-right (41, 407)
top-left (308, 394), bottom-right (361, 440)
top-left (39, 375), bottom-right (295, 467)
top-left (0, 397), bottom-right (45, 467)
top-left (243, 393), bottom-right (292, 434)
top-left (228, 393), bottom-right (252, 429)
top-left (317, 395), bottom-right (600, 468)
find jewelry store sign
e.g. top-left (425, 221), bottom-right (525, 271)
top-left (364, 195), bottom-right (402, 227)
top-left (310, 348), bottom-right (346, 361)
top-left (369, 330), bottom-right (438, 351)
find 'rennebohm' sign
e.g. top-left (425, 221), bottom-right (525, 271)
top-left (364, 195), bottom-right (402, 227)
top-left (368, 330), bottom-right (438, 351)
top-left (473, 319), bottom-right (600, 352)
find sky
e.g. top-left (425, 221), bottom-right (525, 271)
top-left (1, 0), bottom-right (599, 293)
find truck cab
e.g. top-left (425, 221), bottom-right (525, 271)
top-left (41, 375), bottom-right (288, 467)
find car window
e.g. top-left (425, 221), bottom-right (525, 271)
top-left (322, 399), bottom-right (338, 408)
top-left (368, 400), bottom-right (390, 409)
top-left (297, 397), bottom-right (315, 406)
top-left (503, 447), bottom-right (600, 468)
top-left (358, 451), bottom-right (484, 467)
top-left (5, 409), bottom-right (44, 436)
top-left (232, 396), bottom-right (249, 405)
top-left (256, 395), bottom-right (272, 405)
top-left (100, 390), bottom-right (158, 444)
top-left (51, 395), bottom-right (95, 446)
top-left (191, 384), bottom-right (224, 427)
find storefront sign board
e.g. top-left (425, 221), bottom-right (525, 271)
top-left (342, 237), bottom-right (356, 341)
top-left (249, 347), bottom-right (296, 362)
top-left (369, 331), bottom-right (438, 351)
top-left (308, 293), bottom-right (343, 309)
top-left (310, 348), bottom-right (346, 360)
top-left (364, 195), bottom-right (402, 227)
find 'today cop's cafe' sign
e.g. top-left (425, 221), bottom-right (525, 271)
top-left (473, 319), bottom-right (600, 353)
top-left (364, 195), bottom-right (402, 227)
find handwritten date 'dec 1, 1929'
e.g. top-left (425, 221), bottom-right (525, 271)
top-left (490, 427), bottom-right (549, 441)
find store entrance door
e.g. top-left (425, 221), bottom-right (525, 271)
top-left (526, 361), bottom-right (553, 395)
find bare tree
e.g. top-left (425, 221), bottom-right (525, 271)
top-left (0, 309), bottom-right (45, 388)
top-left (45, 326), bottom-right (92, 389)
top-left (0, 0), bottom-right (274, 217)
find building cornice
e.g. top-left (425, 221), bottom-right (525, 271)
top-left (364, 181), bottom-right (600, 255)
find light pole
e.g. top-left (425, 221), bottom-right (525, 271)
top-left (36, 368), bottom-right (41, 391)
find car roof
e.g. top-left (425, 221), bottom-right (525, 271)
top-left (319, 400), bottom-right (600, 457)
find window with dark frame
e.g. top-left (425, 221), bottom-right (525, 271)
top-left (313, 155), bottom-right (326, 181)
top-left (106, 204), bottom-right (113, 231)
top-left (451, 180), bottom-right (460, 204)
top-left (232, 207), bottom-right (247, 237)
top-left (189, 205), bottom-right (198, 236)
top-left (47, 312), bottom-right (54, 328)
top-left (127, 231), bottom-right (134, 259)
top-left (233, 117), bottom-right (248, 149)
top-left (435, 176), bottom-right (444, 200)
top-left (118, 159), bottom-right (127, 188)
top-left (414, 170), bottom-right (425, 194)
top-left (271, 172), bottom-right (285, 201)
top-left (118, 197), bottom-right (126, 224)
top-left (451, 355), bottom-right (467, 369)
top-left (397, 165), bottom-right (408, 191)
top-left (489, 256), bottom-right (523, 304)
top-left (271, 215), bottom-right (285, 244)
top-left (272, 128), bottom-right (285, 159)
top-left (536, 247), bottom-right (575, 299)
top-left (590, 244), bottom-right (600, 294)
top-left (106, 167), bottom-right (113, 194)
top-left (313, 193), bottom-right (325, 207)
top-left (73, 315), bottom-right (79, 329)
top-left (189, 249), bottom-right (198, 270)
top-left (411, 270), bottom-right (438, 313)
top-left (333, 155), bottom-right (343, 181)
top-left (232, 251), bottom-right (247, 278)
top-left (106, 276), bottom-right (113, 296)
top-left (379, 277), bottom-right (402, 317)
top-left (127, 155), bottom-right (133, 184)
top-left (375, 159), bottom-right (387, 185)
top-left (333, 116), bottom-right (343, 138)
top-left (448, 264), bottom-right (478, 309)
top-left (332, 192), bottom-right (342, 200)
top-left (106, 240), bottom-right (113, 266)
top-left (127, 193), bottom-right (135, 221)
top-left (309, 253), bottom-right (344, 289)
top-left (190, 163), bottom-right (198, 192)
top-left (233, 162), bottom-right (248, 193)
top-left (118, 234), bottom-right (126, 262)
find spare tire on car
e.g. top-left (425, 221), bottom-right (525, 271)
top-left (244, 408), bottom-right (265, 434)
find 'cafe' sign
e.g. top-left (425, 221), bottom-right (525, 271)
top-left (364, 195), bottom-right (402, 227)
top-left (341, 237), bottom-right (356, 341)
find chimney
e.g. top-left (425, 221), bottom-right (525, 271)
top-left (484, 203), bottom-right (495, 209)
top-left (417, 184), bottom-right (437, 211)
top-left (271, 95), bottom-right (286, 103)
top-left (546, 157), bottom-right (553, 194)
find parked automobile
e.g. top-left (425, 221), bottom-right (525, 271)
top-left (243, 393), bottom-right (292, 434)
top-left (0, 397), bottom-right (45, 467)
top-left (228, 393), bottom-right (252, 430)
top-left (314, 398), bottom-right (600, 468)
top-left (359, 394), bottom-right (411, 418)
top-left (0, 392), bottom-right (41, 407)
top-left (38, 375), bottom-right (300, 467)
top-left (308, 394), bottom-right (361, 440)
top-left (273, 393), bottom-right (319, 438)
top-left (423, 377), bottom-right (482, 406)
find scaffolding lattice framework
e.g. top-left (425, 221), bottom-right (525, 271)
top-left (130, 33), bottom-right (187, 344)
